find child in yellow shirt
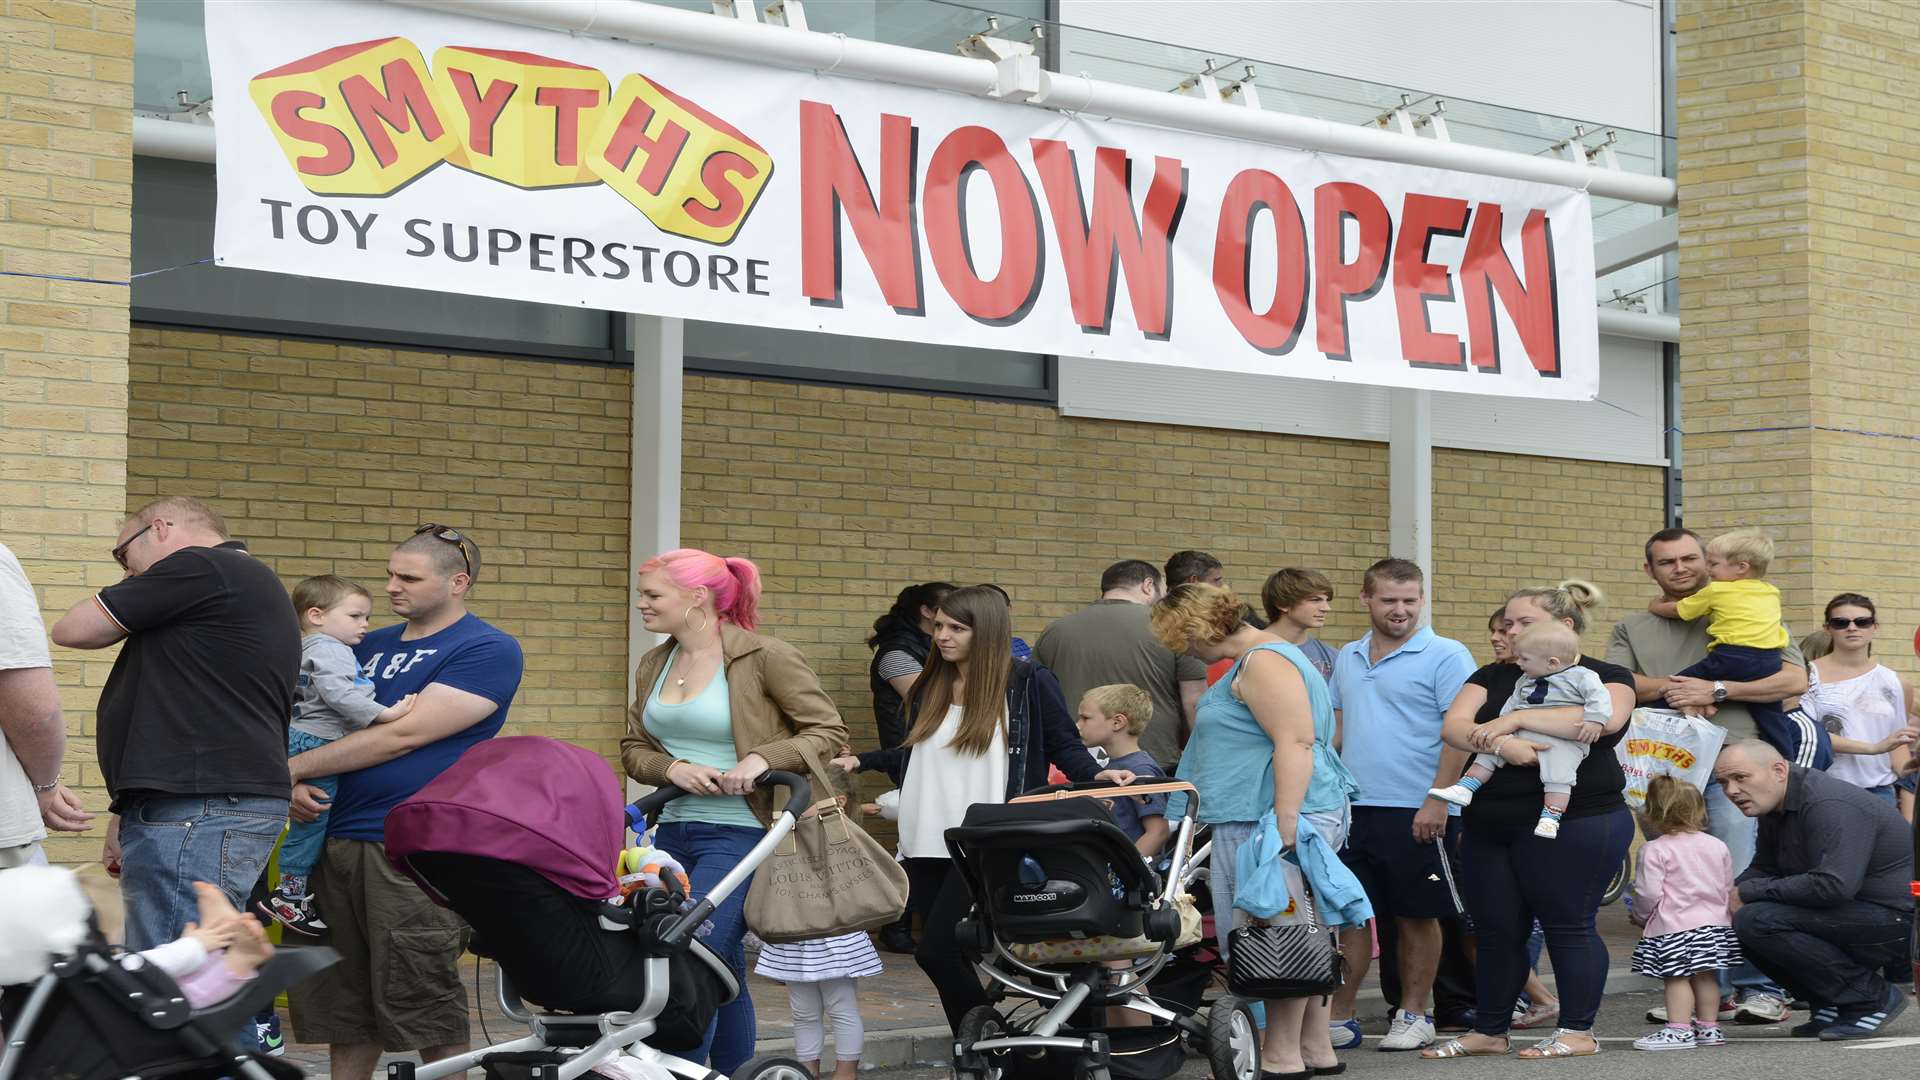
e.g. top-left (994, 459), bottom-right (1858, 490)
top-left (1649, 528), bottom-right (1792, 748)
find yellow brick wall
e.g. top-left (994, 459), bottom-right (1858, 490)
top-left (1678, 0), bottom-right (1920, 679)
top-left (111, 328), bottom-right (633, 857)
top-left (681, 375), bottom-right (1667, 784)
top-left (1, 0), bottom-right (134, 864)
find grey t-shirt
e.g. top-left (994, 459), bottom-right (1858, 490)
top-left (1035, 600), bottom-right (1209, 767)
top-left (291, 633), bottom-right (387, 741)
top-left (0, 543), bottom-right (53, 848)
top-left (1605, 610), bottom-right (1806, 742)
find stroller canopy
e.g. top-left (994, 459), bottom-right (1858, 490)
top-left (387, 736), bottom-right (624, 902)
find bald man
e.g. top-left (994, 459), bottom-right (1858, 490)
top-left (1716, 739), bottom-right (1913, 1041)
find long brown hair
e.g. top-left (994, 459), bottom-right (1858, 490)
top-left (902, 585), bottom-right (1013, 756)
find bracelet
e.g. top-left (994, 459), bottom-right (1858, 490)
top-left (31, 779), bottom-right (58, 793)
top-left (1491, 734), bottom-right (1514, 752)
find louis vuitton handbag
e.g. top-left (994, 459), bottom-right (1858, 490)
top-left (743, 746), bottom-right (909, 943)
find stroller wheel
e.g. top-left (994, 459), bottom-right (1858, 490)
top-left (729, 1054), bottom-right (814, 1080)
top-left (955, 1005), bottom-right (1009, 1080)
top-left (1207, 994), bottom-right (1261, 1080)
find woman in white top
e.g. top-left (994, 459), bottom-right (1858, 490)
top-left (1802, 593), bottom-right (1917, 804)
top-left (833, 585), bottom-right (1134, 1034)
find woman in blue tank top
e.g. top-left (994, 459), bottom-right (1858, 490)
top-left (1153, 583), bottom-right (1357, 1080)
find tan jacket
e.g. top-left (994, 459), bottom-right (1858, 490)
top-left (620, 623), bottom-right (848, 825)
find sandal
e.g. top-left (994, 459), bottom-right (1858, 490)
top-left (1517, 1029), bottom-right (1601, 1059)
top-left (1420, 1036), bottom-right (1511, 1059)
top-left (1512, 1002), bottom-right (1561, 1030)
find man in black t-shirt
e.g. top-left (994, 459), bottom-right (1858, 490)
top-left (52, 496), bottom-right (299, 952)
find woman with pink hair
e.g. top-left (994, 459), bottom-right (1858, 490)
top-left (620, 548), bottom-right (847, 1074)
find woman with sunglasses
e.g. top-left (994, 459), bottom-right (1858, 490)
top-left (1799, 594), bottom-right (1918, 806)
top-left (619, 548), bottom-right (848, 1076)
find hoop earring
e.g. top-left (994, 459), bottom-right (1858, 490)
top-left (683, 605), bottom-right (711, 634)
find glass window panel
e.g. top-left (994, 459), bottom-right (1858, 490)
top-left (134, 0), bottom-right (210, 114)
top-left (133, 158), bottom-right (612, 356)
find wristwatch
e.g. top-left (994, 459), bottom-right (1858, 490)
top-left (1711, 681), bottom-right (1729, 704)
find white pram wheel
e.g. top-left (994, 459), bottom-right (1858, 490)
top-left (729, 1054), bottom-right (814, 1080)
top-left (1207, 994), bottom-right (1261, 1080)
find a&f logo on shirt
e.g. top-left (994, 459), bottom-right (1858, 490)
top-left (361, 649), bottom-right (439, 681)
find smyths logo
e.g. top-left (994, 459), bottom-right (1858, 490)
top-left (247, 37), bottom-right (772, 244)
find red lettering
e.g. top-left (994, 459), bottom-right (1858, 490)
top-left (1313, 182), bottom-right (1392, 361)
top-left (1461, 204), bottom-right (1562, 376)
top-left (536, 85), bottom-right (601, 167)
top-left (1391, 193), bottom-right (1472, 369)
top-left (1211, 169), bottom-right (1310, 354)
top-left (269, 90), bottom-right (354, 176)
top-left (923, 126), bottom-right (1042, 324)
top-left (1030, 141), bottom-right (1186, 338)
top-left (340, 58), bottom-right (446, 169)
top-left (599, 97), bottom-right (689, 195)
top-left (682, 150), bottom-right (759, 228)
top-left (447, 68), bottom-right (515, 156)
top-left (799, 101), bottom-right (923, 313)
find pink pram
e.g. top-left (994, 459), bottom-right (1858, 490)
top-left (383, 736), bottom-right (812, 1080)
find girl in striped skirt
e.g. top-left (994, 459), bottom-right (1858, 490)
top-left (1628, 775), bottom-right (1743, 1052)
top-left (754, 928), bottom-right (881, 1078)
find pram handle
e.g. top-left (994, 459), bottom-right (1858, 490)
top-left (625, 769), bottom-right (812, 831)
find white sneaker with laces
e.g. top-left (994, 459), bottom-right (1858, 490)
top-left (1733, 992), bottom-right (1790, 1024)
top-left (1634, 1026), bottom-right (1696, 1051)
top-left (1429, 784), bottom-right (1476, 807)
top-left (1378, 1010), bottom-right (1436, 1052)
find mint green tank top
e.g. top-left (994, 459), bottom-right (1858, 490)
top-left (643, 648), bottom-right (763, 830)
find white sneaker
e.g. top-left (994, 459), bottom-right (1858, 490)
top-left (1634, 1026), bottom-right (1696, 1051)
top-left (1378, 1010), bottom-right (1436, 1052)
top-left (1533, 816), bottom-right (1561, 839)
top-left (1733, 991), bottom-right (1791, 1024)
top-left (1429, 784), bottom-right (1476, 807)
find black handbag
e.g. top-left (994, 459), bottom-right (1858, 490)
top-left (1225, 882), bottom-right (1344, 1000)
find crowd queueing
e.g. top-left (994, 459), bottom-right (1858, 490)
top-left (0, 498), bottom-right (1915, 1080)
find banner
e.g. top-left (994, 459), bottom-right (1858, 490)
top-left (207, 1), bottom-right (1599, 399)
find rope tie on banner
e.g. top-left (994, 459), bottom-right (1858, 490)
top-left (1665, 422), bottom-right (1920, 444)
top-left (822, 32), bottom-right (849, 75)
top-left (0, 256), bottom-right (215, 288)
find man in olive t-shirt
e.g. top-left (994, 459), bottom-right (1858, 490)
top-left (1035, 560), bottom-right (1208, 769)
top-left (1605, 527), bottom-right (1807, 1021)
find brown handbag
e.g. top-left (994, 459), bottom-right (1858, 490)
top-left (744, 744), bottom-right (910, 943)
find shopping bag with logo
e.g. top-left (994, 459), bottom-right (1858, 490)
top-left (743, 746), bottom-right (909, 943)
top-left (1615, 707), bottom-right (1726, 809)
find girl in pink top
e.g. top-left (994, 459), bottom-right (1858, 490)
top-left (1628, 776), bottom-right (1743, 1051)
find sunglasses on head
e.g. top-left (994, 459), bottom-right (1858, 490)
top-left (1826, 616), bottom-right (1875, 630)
top-left (413, 523), bottom-right (473, 579)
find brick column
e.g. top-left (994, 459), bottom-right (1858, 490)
top-left (1676, 0), bottom-right (1920, 655)
top-left (0, 0), bottom-right (133, 862)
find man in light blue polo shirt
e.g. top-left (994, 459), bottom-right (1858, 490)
top-left (1327, 558), bottom-right (1476, 1052)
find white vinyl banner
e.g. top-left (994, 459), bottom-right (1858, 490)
top-left (207, 1), bottom-right (1599, 399)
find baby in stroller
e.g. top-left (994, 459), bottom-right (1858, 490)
top-left (382, 736), bottom-right (816, 1080)
top-left (943, 781), bottom-right (1259, 1080)
top-left (0, 865), bottom-right (335, 1080)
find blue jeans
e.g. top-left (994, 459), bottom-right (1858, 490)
top-left (277, 730), bottom-right (337, 880)
top-left (1863, 784), bottom-right (1896, 805)
top-left (119, 794), bottom-right (289, 951)
top-left (1461, 808), bottom-right (1633, 1035)
top-left (654, 821), bottom-right (762, 1075)
top-left (1705, 780), bottom-right (1785, 998)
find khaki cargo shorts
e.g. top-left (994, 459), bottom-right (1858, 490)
top-left (288, 838), bottom-right (472, 1051)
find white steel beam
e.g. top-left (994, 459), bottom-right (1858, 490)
top-left (1596, 307), bottom-right (1679, 343)
top-left (1388, 387), bottom-right (1434, 620)
top-left (386, 0), bottom-right (1677, 207)
top-left (1595, 214), bottom-right (1679, 276)
top-left (133, 115), bottom-right (214, 162)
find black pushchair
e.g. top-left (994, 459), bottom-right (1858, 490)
top-left (944, 782), bottom-right (1258, 1080)
top-left (0, 926), bottom-right (334, 1080)
top-left (382, 735), bottom-right (816, 1080)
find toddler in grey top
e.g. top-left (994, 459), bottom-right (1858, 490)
top-left (1430, 621), bottom-right (1611, 839)
top-left (257, 576), bottom-right (414, 935)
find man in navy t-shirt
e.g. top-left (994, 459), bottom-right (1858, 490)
top-left (284, 526), bottom-right (523, 1080)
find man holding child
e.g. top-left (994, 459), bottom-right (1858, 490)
top-left (286, 525), bottom-right (524, 1080)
